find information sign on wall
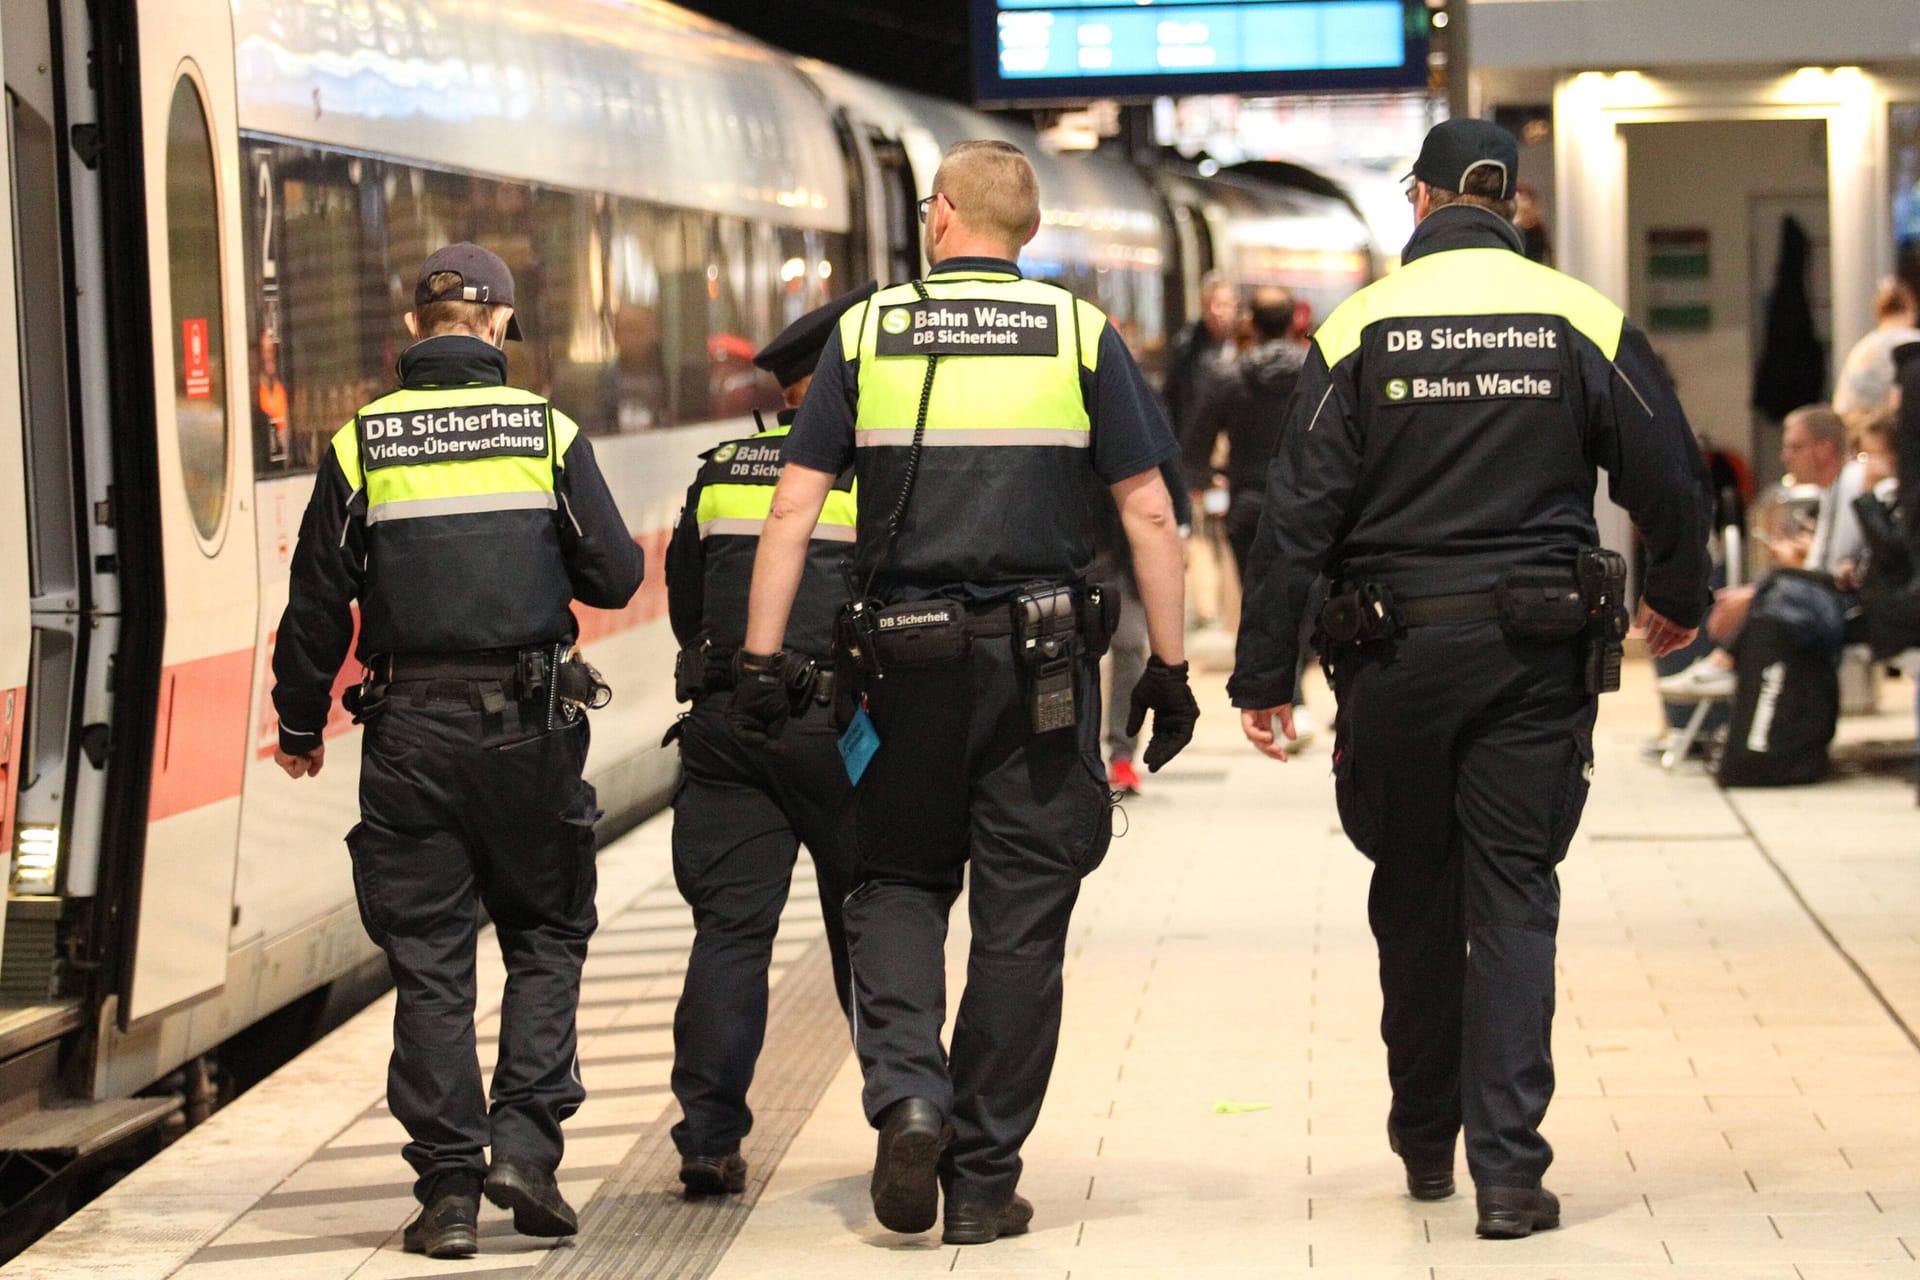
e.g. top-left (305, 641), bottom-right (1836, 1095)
top-left (1646, 228), bottom-right (1712, 333)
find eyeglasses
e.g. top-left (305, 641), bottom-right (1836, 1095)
top-left (1403, 178), bottom-right (1420, 205)
top-left (917, 193), bottom-right (954, 224)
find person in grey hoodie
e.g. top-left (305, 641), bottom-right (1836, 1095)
top-left (1182, 285), bottom-right (1309, 580)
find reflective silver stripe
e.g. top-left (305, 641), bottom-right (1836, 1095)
top-left (853, 427), bottom-right (1090, 448)
top-left (701, 516), bottom-right (856, 543)
top-left (699, 516), bottom-right (767, 539)
top-left (364, 490), bottom-right (557, 524)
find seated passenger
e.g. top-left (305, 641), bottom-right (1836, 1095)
top-left (1659, 404), bottom-right (1861, 701)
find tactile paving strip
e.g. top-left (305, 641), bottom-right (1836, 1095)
top-left (532, 936), bottom-right (849, 1280)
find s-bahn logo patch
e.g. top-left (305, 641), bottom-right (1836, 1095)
top-left (359, 403), bottom-right (549, 469)
top-left (875, 300), bottom-right (1059, 357)
top-left (710, 440), bottom-right (784, 482)
top-left (1380, 372), bottom-right (1559, 405)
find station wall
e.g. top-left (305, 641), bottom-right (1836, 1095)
top-left (1623, 118), bottom-right (1831, 471)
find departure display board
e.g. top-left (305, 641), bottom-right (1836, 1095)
top-left (971, 0), bottom-right (1430, 104)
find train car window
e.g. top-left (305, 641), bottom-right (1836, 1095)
top-left (165, 75), bottom-right (230, 543)
top-left (1132, 266), bottom-right (1167, 378)
top-left (656, 209), bottom-right (713, 427)
top-left (244, 138), bottom-right (856, 455)
top-left (609, 199), bottom-right (671, 432)
top-left (9, 89), bottom-right (79, 598)
top-left (704, 217), bottom-right (782, 421)
top-left (247, 146), bottom-right (400, 477)
top-left (527, 190), bottom-right (618, 436)
top-left (777, 227), bottom-right (849, 329)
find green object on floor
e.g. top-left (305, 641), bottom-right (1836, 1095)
top-left (1211, 1101), bottom-right (1271, 1114)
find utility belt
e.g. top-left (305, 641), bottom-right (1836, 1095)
top-left (1317, 549), bottom-right (1630, 695)
top-left (352, 644), bottom-right (612, 727)
top-left (832, 582), bottom-right (1118, 735)
top-left (673, 641), bottom-right (837, 709)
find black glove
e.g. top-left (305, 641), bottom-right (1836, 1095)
top-left (1124, 656), bottom-right (1199, 772)
top-left (725, 650), bottom-right (790, 752)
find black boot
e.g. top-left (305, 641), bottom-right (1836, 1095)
top-left (680, 1150), bottom-right (748, 1197)
top-left (484, 1158), bottom-right (579, 1238)
top-left (1476, 1185), bottom-right (1561, 1239)
top-left (943, 1192), bottom-right (1033, 1245)
top-left (403, 1171), bottom-right (482, 1259)
top-left (1387, 1120), bottom-right (1456, 1201)
top-left (869, 1098), bottom-right (949, 1234)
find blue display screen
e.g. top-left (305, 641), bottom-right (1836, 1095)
top-left (972, 0), bottom-right (1428, 103)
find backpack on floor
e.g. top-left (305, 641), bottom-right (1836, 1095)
top-left (1717, 607), bottom-right (1840, 788)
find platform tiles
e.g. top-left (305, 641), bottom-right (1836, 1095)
top-left (10, 664), bottom-right (1920, 1279)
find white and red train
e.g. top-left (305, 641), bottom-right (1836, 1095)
top-left (0, 0), bottom-right (1381, 1205)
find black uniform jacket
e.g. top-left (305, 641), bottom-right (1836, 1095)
top-left (272, 336), bottom-right (644, 755)
top-left (1230, 206), bottom-right (1712, 709)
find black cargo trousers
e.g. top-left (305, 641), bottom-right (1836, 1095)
top-left (669, 696), bottom-right (855, 1159)
top-left (1329, 620), bottom-right (1596, 1190)
top-left (847, 638), bottom-right (1112, 1203)
top-left (349, 686), bottom-right (598, 1202)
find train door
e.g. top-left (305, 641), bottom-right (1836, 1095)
top-left (0, 19), bottom-right (29, 969)
top-left (119, 0), bottom-right (259, 1025)
top-left (864, 131), bottom-right (921, 284)
top-left (4, 0), bottom-right (101, 1034)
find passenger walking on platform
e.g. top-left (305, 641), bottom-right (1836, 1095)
top-left (1183, 286), bottom-right (1306, 583)
top-left (1167, 274), bottom-right (1241, 629)
top-left (661, 283), bottom-right (874, 1197)
top-left (730, 140), bottom-right (1198, 1245)
top-left (1231, 120), bottom-right (1711, 1239)
top-left (271, 243), bottom-right (644, 1259)
top-left (1182, 284), bottom-right (1320, 747)
top-left (1164, 272), bottom-right (1241, 451)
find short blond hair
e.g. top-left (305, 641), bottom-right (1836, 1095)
top-left (413, 271), bottom-right (497, 338)
top-left (932, 140), bottom-right (1040, 248)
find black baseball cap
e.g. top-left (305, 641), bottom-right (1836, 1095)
top-left (753, 280), bottom-right (879, 388)
top-left (415, 242), bottom-right (523, 340)
top-left (1407, 118), bottom-right (1520, 201)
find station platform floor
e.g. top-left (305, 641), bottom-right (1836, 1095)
top-left (10, 659), bottom-right (1918, 1280)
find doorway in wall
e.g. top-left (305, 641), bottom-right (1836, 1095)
top-left (1621, 118), bottom-right (1831, 482)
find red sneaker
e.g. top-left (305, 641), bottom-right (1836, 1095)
top-left (1108, 759), bottom-right (1142, 794)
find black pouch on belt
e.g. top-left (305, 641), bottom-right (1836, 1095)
top-left (1319, 582), bottom-right (1400, 646)
top-left (869, 598), bottom-right (971, 668)
top-left (1014, 584), bottom-right (1079, 734)
top-left (673, 641), bottom-right (708, 703)
top-left (1495, 567), bottom-right (1588, 642)
top-left (1576, 548), bottom-right (1630, 694)
top-left (1076, 583), bottom-right (1118, 659)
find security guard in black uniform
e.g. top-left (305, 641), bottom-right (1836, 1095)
top-left (730, 140), bottom-right (1200, 1246)
top-left (1230, 121), bottom-right (1710, 1239)
top-left (273, 244), bottom-right (644, 1259)
top-left (662, 282), bottom-right (874, 1197)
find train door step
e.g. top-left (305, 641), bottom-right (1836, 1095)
top-left (0, 1096), bottom-right (180, 1157)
